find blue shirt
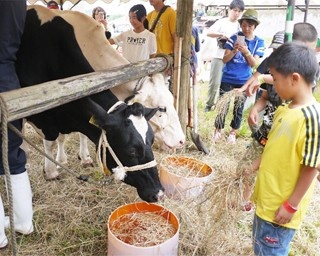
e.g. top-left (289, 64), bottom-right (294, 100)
top-left (222, 32), bottom-right (265, 85)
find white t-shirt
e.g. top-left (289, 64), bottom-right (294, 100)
top-left (207, 17), bottom-right (240, 59)
top-left (113, 29), bottom-right (157, 63)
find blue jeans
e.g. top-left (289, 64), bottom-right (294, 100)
top-left (214, 82), bottom-right (247, 130)
top-left (252, 214), bottom-right (296, 256)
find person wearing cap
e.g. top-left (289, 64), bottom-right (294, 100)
top-left (235, 23), bottom-right (319, 213)
top-left (92, 7), bottom-right (111, 39)
top-left (213, 8), bottom-right (265, 145)
top-left (47, 0), bottom-right (59, 9)
top-left (108, 4), bottom-right (157, 63)
top-left (204, 0), bottom-right (245, 112)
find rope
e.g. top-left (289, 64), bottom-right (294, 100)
top-left (99, 130), bottom-right (157, 178)
top-left (7, 123), bottom-right (106, 186)
top-left (0, 96), bottom-right (17, 256)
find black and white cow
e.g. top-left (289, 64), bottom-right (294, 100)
top-left (15, 6), bottom-right (166, 202)
top-left (18, 6), bottom-right (185, 173)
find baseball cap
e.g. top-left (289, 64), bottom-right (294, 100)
top-left (238, 9), bottom-right (260, 25)
top-left (269, 31), bottom-right (285, 49)
top-left (129, 4), bottom-right (147, 22)
top-left (47, 1), bottom-right (59, 9)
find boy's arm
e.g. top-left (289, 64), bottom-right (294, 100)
top-left (248, 90), bottom-right (268, 127)
top-left (235, 71), bottom-right (261, 93)
top-left (245, 74), bottom-right (274, 96)
top-left (274, 166), bottom-right (318, 225)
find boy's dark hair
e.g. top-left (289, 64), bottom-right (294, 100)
top-left (229, 0), bottom-right (245, 11)
top-left (293, 22), bottom-right (318, 44)
top-left (267, 42), bottom-right (318, 85)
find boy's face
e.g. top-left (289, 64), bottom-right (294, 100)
top-left (269, 67), bottom-right (292, 100)
top-left (240, 20), bottom-right (256, 37)
top-left (129, 12), bottom-right (143, 29)
top-left (229, 8), bottom-right (243, 22)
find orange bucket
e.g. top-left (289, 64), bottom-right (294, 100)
top-left (107, 202), bottom-right (179, 256)
top-left (160, 156), bottom-right (214, 199)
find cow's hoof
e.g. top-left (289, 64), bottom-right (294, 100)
top-left (43, 169), bottom-right (60, 180)
top-left (78, 154), bottom-right (94, 168)
top-left (82, 161), bottom-right (94, 168)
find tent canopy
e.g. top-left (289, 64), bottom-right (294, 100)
top-left (27, 0), bottom-right (148, 4)
top-left (196, 0), bottom-right (317, 6)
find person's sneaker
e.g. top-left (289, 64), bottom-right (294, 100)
top-left (228, 132), bottom-right (236, 144)
top-left (204, 105), bottom-right (212, 112)
top-left (241, 201), bottom-right (254, 213)
top-left (213, 130), bottom-right (222, 143)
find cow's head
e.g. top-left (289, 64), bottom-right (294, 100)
top-left (89, 99), bottom-right (164, 202)
top-left (127, 74), bottom-right (185, 150)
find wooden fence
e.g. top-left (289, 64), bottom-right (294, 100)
top-left (0, 56), bottom-right (170, 123)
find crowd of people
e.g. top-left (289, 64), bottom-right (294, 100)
top-left (1, 0), bottom-right (320, 254)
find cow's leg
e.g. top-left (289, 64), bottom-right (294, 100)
top-left (78, 133), bottom-right (93, 167)
top-left (20, 119), bottom-right (30, 156)
top-left (43, 139), bottom-right (60, 180)
top-left (56, 134), bottom-right (68, 165)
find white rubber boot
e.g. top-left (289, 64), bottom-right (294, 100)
top-left (0, 195), bottom-right (8, 249)
top-left (5, 172), bottom-right (34, 235)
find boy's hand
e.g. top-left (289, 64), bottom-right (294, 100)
top-left (248, 109), bottom-right (259, 127)
top-left (274, 205), bottom-right (294, 224)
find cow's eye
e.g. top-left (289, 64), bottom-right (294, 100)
top-left (129, 149), bottom-right (137, 157)
top-left (158, 107), bottom-right (166, 112)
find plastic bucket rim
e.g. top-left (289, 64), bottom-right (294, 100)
top-left (108, 202), bottom-right (179, 249)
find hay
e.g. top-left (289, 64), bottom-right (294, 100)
top-left (214, 90), bottom-right (246, 115)
top-left (161, 159), bottom-right (208, 178)
top-left (109, 211), bottom-right (176, 247)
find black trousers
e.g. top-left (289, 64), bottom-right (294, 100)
top-left (0, 0), bottom-right (27, 175)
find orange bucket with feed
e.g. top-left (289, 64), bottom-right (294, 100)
top-left (159, 156), bottom-right (214, 199)
top-left (107, 202), bottom-right (179, 256)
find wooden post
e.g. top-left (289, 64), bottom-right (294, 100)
top-left (173, 36), bottom-right (183, 111)
top-left (175, 0), bottom-right (194, 134)
top-left (0, 57), bottom-right (169, 123)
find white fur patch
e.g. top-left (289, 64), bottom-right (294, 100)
top-left (113, 167), bottom-right (127, 181)
top-left (129, 114), bottom-right (148, 144)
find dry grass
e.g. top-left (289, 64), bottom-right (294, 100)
top-left (1, 82), bottom-right (320, 256)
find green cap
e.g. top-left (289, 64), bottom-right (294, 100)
top-left (238, 9), bottom-right (260, 25)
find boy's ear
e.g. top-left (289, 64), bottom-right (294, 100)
top-left (292, 72), bottom-right (300, 84)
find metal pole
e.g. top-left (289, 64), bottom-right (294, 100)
top-left (304, 0), bottom-right (310, 22)
top-left (285, 0), bottom-right (295, 43)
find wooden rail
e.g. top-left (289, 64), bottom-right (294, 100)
top-left (0, 56), bottom-right (170, 123)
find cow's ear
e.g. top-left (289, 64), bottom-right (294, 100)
top-left (90, 113), bottom-right (119, 129)
top-left (144, 107), bottom-right (158, 121)
top-left (86, 98), bottom-right (108, 128)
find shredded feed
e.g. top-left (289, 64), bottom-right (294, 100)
top-left (109, 211), bottom-right (176, 247)
top-left (161, 158), bottom-right (209, 178)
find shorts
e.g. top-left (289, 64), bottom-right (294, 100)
top-left (252, 214), bottom-right (296, 256)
